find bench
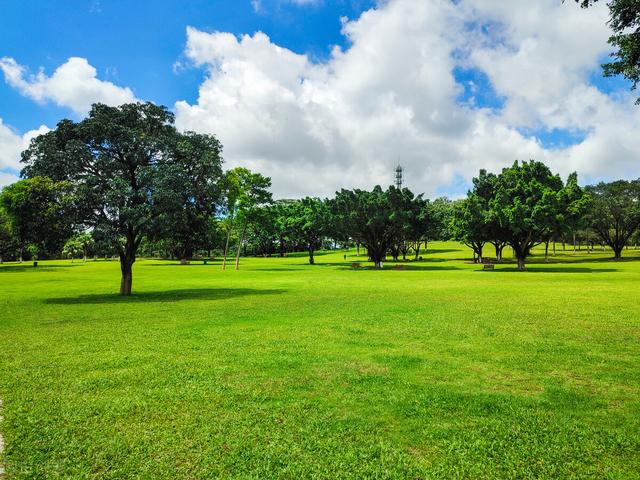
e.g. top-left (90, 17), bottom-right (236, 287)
top-left (483, 263), bottom-right (494, 270)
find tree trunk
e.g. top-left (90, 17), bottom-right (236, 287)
top-left (553, 240), bottom-right (556, 256)
top-left (235, 226), bottom-right (246, 270)
top-left (573, 233), bottom-right (576, 254)
top-left (222, 222), bottom-right (233, 270)
top-left (309, 248), bottom-right (315, 265)
top-left (613, 246), bottom-right (623, 260)
top-left (356, 242), bottom-right (360, 256)
top-left (517, 257), bottom-right (526, 271)
top-left (544, 240), bottom-right (549, 262)
top-left (120, 260), bottom-right (133, 296)
top-left (414, 242), bottom-right (421, 260)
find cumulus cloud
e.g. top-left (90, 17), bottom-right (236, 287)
top-left (0, 118), bottom-right (48, 172)
top-left (176, 0), bottom-right (639, 198)
top-left (4, 0), bottom-right (640, 197)
top-left (0, 56), bottom-right (136, 116)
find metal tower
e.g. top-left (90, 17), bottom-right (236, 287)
top-left (395, 164), bottom-right (404, 189)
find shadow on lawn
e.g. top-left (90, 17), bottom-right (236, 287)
top-left (44, 287), bottom-right (286, 304)
top-left (0, 264), bottom-right (83, 273)
top-left (487, 266), bottom-right (618, 273)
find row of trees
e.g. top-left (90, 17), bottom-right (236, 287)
top-left (450, 161), bottom-right (640, 269)
top-left (2, 103), bottom-right (640, 294)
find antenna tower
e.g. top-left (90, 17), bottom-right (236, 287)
top-left (395, 164), bottom-right (404, 189)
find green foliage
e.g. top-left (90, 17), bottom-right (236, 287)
top-left (284, 197), bottom-right (332, 264)
top-left (151, 131), bottom-right (224, 260)
top-left (0, 176), bottom-right (74, 257)
top-left (332, 186), bottom-right (423, 268)
top-left (576, 0), bottom-right (640, 103)
top-left (586, 179), bottom-right (640, 258)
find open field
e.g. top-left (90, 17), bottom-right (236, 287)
top-left (0, 242), bottom-right (639, 479)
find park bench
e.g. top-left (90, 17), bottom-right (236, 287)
top-left (482, 258), bottom-right (495, 270)
top-left (351, 263), bottom-right (360, 269)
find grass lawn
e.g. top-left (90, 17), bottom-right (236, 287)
top-left (0, 242), bottom-right (639, 479)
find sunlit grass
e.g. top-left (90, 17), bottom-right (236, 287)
top-left (0, 242), bottom-right (639, 478)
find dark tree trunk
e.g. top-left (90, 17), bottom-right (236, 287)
top-left (613, 246), bottom-right (623, 260)
top-left (414, 242), bottom-right (421, 260)
top-left (544, 240), bottom-right (549, 262)
top-left (309, 248), bottom-right (315, 265)
top-left (517, 257), bottom-right (526, 271)
top-left (120, 260), bottom-right (133, 296)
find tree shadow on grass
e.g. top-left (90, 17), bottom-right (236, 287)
top-left (485, 266), bottom-right (618, 273)
top-left (0, 264), bottom-right (83, 273)
top-left (44, 287), bottom-right (287, 305)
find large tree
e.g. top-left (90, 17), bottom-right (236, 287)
top-left (586, 179), bottom-right (640, 259)
top-left (491, 161), bottom-right (573, 271)
top-left (576, 0), bottom-right (640, 102)
top-left (21, 102), bottom-right (223, 295)
top-left (332, 186), bottom-right (419, 269)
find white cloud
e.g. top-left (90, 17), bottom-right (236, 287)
top-left (176, 0), bottom-right (640, 198)
top-left (0, 118), bottom-right (49, 173)
top-left (0, 56), bottom-right (137, 116)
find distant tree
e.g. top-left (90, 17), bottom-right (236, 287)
top-left (585, 180), bottom-right (640, 259)
top-left (491, 161), bottom-right (569, 271)
top-left (450, 196), bottom-right (488, 263)
top-left (557, 172), bottom-right (591, 256)
top-left (151, 131), bottom-right (224, 262)
top-left (219, 168), bottom-right (271, 269)
top-left (62, 235), bottom-right (84, 262)
top-left (21, 102), bottom-right (222, 295)
top-left (427, 196), bottom-right (454, 242)
top-left (0, 177), bottom-right (73, 262)
top-left (576, 0), bottom-right (640, 103)
top-left (286, 197), bottom-right (331, 264)
top-left (332, 186), bottom-right (418, 268)
top-left (220, 168), bottom-right (272, 270)
top-left (75, 232), bottom-right (95, 261)
top-left (406, 198), bottom-right (431, 260)
top-left (0, 207), bottom-right (17, 263)
top-left (472, 170), bottom-right (509, 261)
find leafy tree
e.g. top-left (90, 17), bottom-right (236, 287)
top-left (151, 131), bottom-right (224, 262)
top-left (450, 196), bottom-right (488, 263)
top-left (286, 197), bottom-right (331, 264)
top-left (62, 236), bottom-right (84, 262)
top-left (0, 177), bottom-right (73, 262)
top-left (0, 208), bottom-right (17, 263)
top-left (585, 179), bottom-right (640, 259)
top-left (219, 168), bottom-right (272, 269)
top-left (576, 0), bottom-right (640, 103)
top-left (491, 161), bottom-right (568, 271)
top-left (21, 102), bottom-right (222, 295)
top-left (332, 186), bottom-right (419, 268)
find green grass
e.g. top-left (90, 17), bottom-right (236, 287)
top-left (0, 242), bottom-right (639, 479)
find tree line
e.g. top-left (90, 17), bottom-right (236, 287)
top-left (1, 103), bottom-right (640, 295)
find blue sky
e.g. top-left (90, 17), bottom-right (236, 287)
top-left (0, 0), bottom-right (638, 197)
top-left (0, 0), bottom-right (374, 131)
